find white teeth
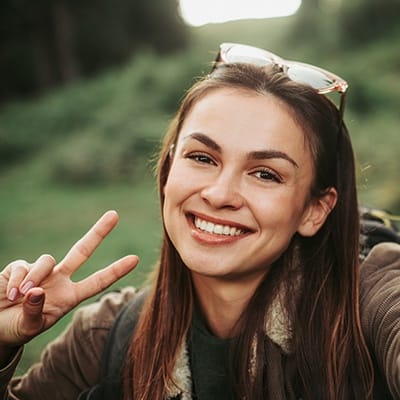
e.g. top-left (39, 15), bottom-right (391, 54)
top-left (223, 226), bottom-right (230, 235)
top-left (214, 224), bottom-right (223, 234)
top-left (205, 222), bottom-right (214, 233)
top-left (194, 217), bottom-right (243, 236)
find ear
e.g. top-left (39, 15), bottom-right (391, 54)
top-left (297, 187), bottom-right (338, 237)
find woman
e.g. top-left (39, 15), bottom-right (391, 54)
top-left (0, 43), bottom-right (398, 399)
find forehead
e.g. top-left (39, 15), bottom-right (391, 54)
top-left (179, 88), bottom-right (309, 155)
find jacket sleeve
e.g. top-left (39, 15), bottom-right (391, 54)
top-left (0, 287), bottom-right (137, 400)
top-left (360, 242), bottom-right (400, 398)
top-left (0, 349), bottom-right (23, 400)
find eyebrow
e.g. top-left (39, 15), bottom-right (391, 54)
top-left (185, 132), bottom-right (222, 152)
top-left (184, 132), bottom-right (299, 168)
top-left (248, 150), bottom-right (299, 168)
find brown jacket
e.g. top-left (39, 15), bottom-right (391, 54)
top-left (1, 242), bottom-right (400, 399)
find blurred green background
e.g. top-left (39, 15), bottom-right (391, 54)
top-left (1, 0), bottom-right (399, 374)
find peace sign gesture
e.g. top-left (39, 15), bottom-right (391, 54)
top-left (0, 210), bottom-right (139, 348)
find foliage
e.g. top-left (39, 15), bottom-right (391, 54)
top-left (337, 0), bottom-right (400, 47)
top-left (0, 50), bottom-right (203, 183)
top-left (0, 0), bottom-right (189, 101)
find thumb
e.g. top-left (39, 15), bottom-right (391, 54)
top-left (21, 288), bottom-right (46, 337)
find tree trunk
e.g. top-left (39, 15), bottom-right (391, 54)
top-left (52, 0), bottom-right (79, 82)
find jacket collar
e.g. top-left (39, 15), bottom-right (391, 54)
top-left (166, 290), bottom-right (293, 399)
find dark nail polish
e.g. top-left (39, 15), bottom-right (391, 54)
top-left (29, 294), bottom-right (43, 304)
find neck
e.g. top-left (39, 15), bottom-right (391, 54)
top-left (191, 272), bottom-right (265, 338)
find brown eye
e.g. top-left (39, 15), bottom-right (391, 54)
top-left (252, 168), bottom-right (282, 183)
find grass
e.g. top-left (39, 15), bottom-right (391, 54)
top-left (0, 164), bottom-right (161, 373)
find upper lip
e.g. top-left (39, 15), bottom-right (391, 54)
top-left (188, 211), bottom-right (254, 233)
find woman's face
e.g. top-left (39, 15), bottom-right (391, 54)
top-left (163, 88), bottom-right (329, 283)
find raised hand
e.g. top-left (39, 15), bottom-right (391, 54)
top-left (0, 210), bottom-right (139, 347)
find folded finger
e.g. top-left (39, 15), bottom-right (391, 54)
top-left (56, 210), bottom-right (119, 275)
top-left (74, 255), bottom-right (139, 302)
top-left (19, 254), bottom-right (56, 295)
top-left (6, 260), bottom-right (31, 301)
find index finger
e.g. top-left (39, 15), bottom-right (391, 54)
top-left (56, 210), bottom-right (119, 275)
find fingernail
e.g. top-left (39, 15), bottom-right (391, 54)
top-left (8, 287), bottom-right (18, 301)
top-left (29, 293), bottom-right (44, 304)
top-left (20, 281), bottom-right (34, 295)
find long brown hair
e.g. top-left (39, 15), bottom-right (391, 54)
top-left (123, 63), bottom-right (373, 399)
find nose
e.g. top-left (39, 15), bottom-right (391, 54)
top-left (200, 169), bottom-right (244, 210)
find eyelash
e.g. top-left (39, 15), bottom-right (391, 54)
top-left (185, 152), bottom-right (283, 183)
top-left (252, 168), bottom-right (282, 183)
top-left (186, 152), bottom-right (216, 165)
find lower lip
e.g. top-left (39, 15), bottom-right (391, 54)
top-left (187, 216), bottom-right (248, 245)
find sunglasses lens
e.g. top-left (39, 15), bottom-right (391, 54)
top-left (287, 65), bottom-right (334, 91)
top-left (223, 44), bottom-right (273, 67)
top-left (217, 43), bottom-right (347, 98)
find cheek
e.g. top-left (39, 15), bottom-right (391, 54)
top-left (162, 180), bottom-right (176, 220)
top-left (164, 160), bottom-right (204, 201)
top-left (254, 191), bottom-right (308, 231)
top-left (163, 163), bottom-right (182, 198)
top-left (162, 166), bottom-right (190, 224)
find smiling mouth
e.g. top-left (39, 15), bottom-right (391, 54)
top-left (193, 215), bottom-right (248, 237)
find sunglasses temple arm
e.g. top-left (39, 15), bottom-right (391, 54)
top-left (210, 51), bottom-right (222, 73)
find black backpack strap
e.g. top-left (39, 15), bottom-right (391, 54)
top-left (360, 207), bottom-right (400, 260)
top-left (78, 288), bottom-right (149, 400)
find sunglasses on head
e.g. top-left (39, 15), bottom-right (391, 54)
top-left (212, 42), bottom-right (348, 118)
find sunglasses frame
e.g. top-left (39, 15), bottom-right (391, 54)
top-left (212, 42), bottom-right (348, 118)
